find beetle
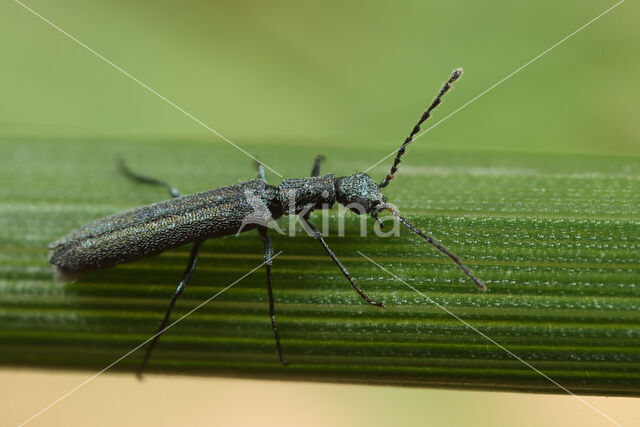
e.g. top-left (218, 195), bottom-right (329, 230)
top-left (48, 68), bottom-right (485, 376)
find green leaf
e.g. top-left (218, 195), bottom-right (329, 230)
top-left (1, 137), bottom-right (638, 396)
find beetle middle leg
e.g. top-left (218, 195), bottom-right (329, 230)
top-left (138, 240), bottom-right (202, 377)
top-left (116, 157), bottom-right (181, 198)
top-left (258, 226), bottom-right (287, 365)
top-left (302, 216), bottom-right (385, 309)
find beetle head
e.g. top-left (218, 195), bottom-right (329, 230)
top-left (335, 173), bottom-right (386, 215)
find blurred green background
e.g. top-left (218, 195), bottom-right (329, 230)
top-left (2, 0), bottom-right (638, 426)
top-left (1, 0), bottom-right (638, 157)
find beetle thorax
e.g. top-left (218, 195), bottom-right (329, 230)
top-left (277, 174), bottom-right (336, 215)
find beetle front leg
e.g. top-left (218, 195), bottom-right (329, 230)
top-left (258, 226), bottom-right (287, 365)
top-left (302, 217), bottom-right (385, 309)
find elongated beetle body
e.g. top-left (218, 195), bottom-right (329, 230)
top-left (49, 179), bottom-right (282, 275)
top-left (49, 68), bottom-right (485, 376)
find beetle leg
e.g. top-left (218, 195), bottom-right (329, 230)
top-left (138, 240), bottom-right (202, 378)
top-left (258, 226), bottom-right (287, 365)
top-left (302, 217), bottom-right (385, 309)
top-left (116, 157), bottom-right (181, 198)
top-left (255, 162), bottom-right (267, 181)
top-left (310, 155), bottom-right (325, 177)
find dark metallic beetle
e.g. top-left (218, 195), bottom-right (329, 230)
top-left (49, 69), bottom-right (485, 375)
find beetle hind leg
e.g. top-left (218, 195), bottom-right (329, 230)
top-left (116, 157), bottom-right (181, 198)
top-left (258, 226), bottom-right (287, 365)
top-left (137, 241), bottom-right (202, 377)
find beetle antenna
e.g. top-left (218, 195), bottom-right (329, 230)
top-left (379, 68), bottom-right (463, 188)
top-left (385, 205), bottom-right (486, 291)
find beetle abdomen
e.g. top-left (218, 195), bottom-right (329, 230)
top-left (49, 179), bottom-right (280, 276)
